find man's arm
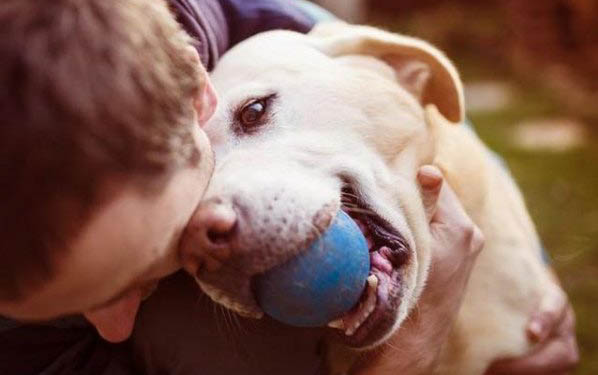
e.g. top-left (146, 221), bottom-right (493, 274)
top-left (218, 0), bottom-right (315, 45)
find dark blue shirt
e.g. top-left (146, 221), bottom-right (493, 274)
top-left (171, 0), bottom-right (315, 70)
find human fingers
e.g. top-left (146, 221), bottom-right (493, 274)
top-left (417, 165), bottom-right (443, 222)
top-left (485, 307), bottom-right (578, 375)
top-left (528, 284), bottom-right (568, 343)
top-left (429, 178), bottom-right (484, 258)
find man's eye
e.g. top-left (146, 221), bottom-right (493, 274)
top-left (239, 99), bottom-right (267, 129)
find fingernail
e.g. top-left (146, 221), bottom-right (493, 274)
top-left (528, 319), bottom-right (545, 342)
top-left (418, 166), bottom-right (442, 189)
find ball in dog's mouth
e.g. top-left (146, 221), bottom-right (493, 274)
top-left (330, 186), bottom-right (411, 347)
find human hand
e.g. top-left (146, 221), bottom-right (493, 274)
top-left (485, 279), bottom-right (579, 375)
top-left (416, 165), bottom-right (484, 307)
top-left (351, 165), bottom-right (484, 374)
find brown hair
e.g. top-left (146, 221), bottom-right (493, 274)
top-left (0, 0), bottom-right (203, 300)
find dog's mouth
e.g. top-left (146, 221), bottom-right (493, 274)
top-left (328, 185), bottom-right (411, 347)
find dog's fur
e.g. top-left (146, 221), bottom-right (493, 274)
top-left (136, 23), bottom-right (555, 374)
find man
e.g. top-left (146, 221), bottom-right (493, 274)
top-left (0, 0), bottom-right (577, 374)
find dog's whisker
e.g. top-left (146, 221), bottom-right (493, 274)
top-left (342, 207), bottom-right (378, 217)
top-left (221, 304), bottom-right (243, 345)
top-left (225, 307), bottom-right (239, 337)
top-left (309, 222), bottom-right (324, 245)
top-left (219, 304), bottom-right (231, 332)
top-left (213, 303), bottom-right (229, 340)
top-left (216, 304), bottom-right (249, 353)
top-left (381, 340), bottom-right (407, 357)
top-left (228, 307), bottom-right (244, 336)
top-left (231, 312), bottom-right (246, 336)
top-left (307, 222), bottom-right (327, 273)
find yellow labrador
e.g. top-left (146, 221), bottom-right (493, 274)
top-left (181, 23), bottom-right (556, 374)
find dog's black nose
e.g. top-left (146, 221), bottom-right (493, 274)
top-left (181, 199), bottom-right (238, 274)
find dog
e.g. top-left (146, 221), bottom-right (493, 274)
top-left (136, 22), bottom-right (558, 374)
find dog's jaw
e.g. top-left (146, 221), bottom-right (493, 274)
top-left (192, 160), bottom-right (426, 349)
top-left (319, 184), bottom-right (414, 347)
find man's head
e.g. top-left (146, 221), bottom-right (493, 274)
top-left (0, 0), bottom-right (216, 340)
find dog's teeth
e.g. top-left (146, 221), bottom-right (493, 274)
top-left (367, 275), bottom-right (378, 288)
top-left (328, 318), bottom-right (344, 329)
top-left (339, 275), bottom-right (380, 336)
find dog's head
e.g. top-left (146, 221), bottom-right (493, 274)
top-left (183, 23), bottom-right (464, 348)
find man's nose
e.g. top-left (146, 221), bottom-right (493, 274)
top-left (181, 199), bottom-right (238, 275)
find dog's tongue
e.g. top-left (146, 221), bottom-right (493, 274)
top-left (84, 289), bottom-right (142, 343)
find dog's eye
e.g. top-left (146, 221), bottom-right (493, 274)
top-left (235, 94), bottom-right (276, 134)
top-left (239, 99), bottom-right (267, 130)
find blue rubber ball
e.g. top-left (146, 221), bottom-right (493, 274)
top-left (255, 210), bottom-right (370, 327)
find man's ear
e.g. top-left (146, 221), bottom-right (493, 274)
top-left (309, 22), bottom-right (464, 123)
top-left (184, 46), bottom-right (217, 126)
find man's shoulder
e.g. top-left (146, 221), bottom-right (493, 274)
top-left (0, 316), bottom-right (21, 333)
top-left (220, 0), bottom-right (316, 45)
top-left (0, 317), bottom-right (135, 375)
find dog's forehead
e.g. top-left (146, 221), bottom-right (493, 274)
top-left (213, 31), bottom-right (329, 81)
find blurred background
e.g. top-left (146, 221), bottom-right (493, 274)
top-left (310, 0), bottom-right (598, 373)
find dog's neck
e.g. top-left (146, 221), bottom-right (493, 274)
top-left (426, 106), bottom-right (491, 224)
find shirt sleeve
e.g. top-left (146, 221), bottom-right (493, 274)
top-left (168, 0), bottom-right (316, 70)
top-left (218, 0), bottom-right (316, 46)
top-left (168, 0), bottom-right (230, 71)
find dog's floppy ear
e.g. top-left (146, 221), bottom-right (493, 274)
top-left (310, 22), bottom-right (464, 123)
